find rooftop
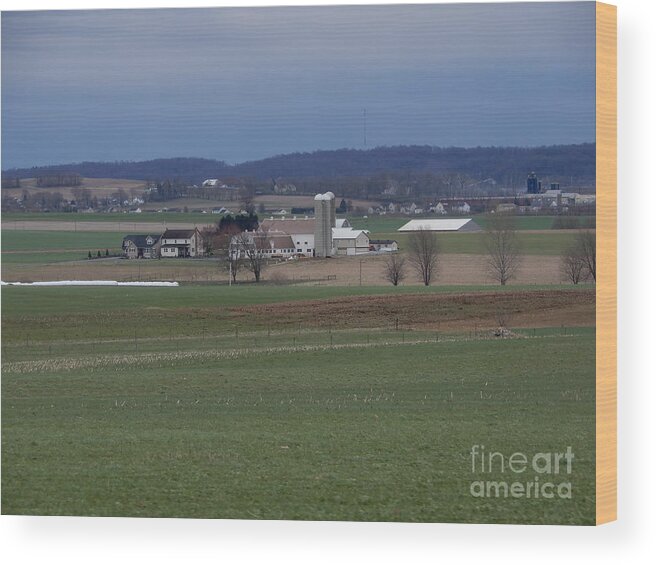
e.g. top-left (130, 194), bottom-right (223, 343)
top-left (259, 218), bottom-right (316, 233)
top-left (162, 229), bottom-right (197, 239)
top-left (397, 219), bottom-right (481, 232)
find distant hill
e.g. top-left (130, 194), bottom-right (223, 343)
top-left (2, 144), bottom-right (595, 189)
top-left (2, 158), bottom-right (226, 185)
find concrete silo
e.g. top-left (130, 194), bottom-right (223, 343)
top-left (314, 192), bottom-right (335, 257)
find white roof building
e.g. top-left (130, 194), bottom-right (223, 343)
top-left (331, 228), bottom-right (368, 240)
top-left (398, 219), bottom-right (481, 232)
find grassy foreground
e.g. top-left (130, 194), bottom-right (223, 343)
top-left (1, 285), bottom-right (595, 523)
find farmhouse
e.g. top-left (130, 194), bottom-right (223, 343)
top-left (160, 228), bottom-right (205, 258)
top-left (122, 234), bottom-right (161, 259)
top-left (398, 218), bottom-right (482, 232)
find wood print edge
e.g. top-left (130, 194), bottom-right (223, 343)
top-left (595, 1), bottom-right (617, 526)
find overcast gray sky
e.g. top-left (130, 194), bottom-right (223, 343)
top-left (1, 2), bottom-right (595, 169)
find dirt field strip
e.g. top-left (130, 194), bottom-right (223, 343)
top-left (1, 220), bottom-right (213, 232)
top-left (232, 288), bottom-right (596, 330)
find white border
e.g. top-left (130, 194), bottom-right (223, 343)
top-left (1, 1), bottom-right (655, 564)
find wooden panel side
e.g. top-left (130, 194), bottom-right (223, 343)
top-left (595, 1), bottom-right (617, 526)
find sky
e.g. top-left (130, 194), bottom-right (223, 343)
top-left (1, 2), bottom-right (596, 169)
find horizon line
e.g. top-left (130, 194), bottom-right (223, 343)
top-left (2, 141), bottom-right (596, 173)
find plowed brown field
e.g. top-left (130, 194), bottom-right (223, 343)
top-left (230, 288), bottom-right (595, 331)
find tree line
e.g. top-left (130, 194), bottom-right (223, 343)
top-left (3, 143), bottom-right (595, 193)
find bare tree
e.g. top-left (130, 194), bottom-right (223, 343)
top-left (238, 186), bottom-right (256, 215)
top-left (407, 229), bottom-right (440, 286)
top-left (225, 249), bottom-right (242, 283)
top-left (200, 227), bottom-right (216, 256)
top-left (232, 229), bottom-right (269, 283)
top-left (383, 254), bottom-right (407, 286)
top-left (575, 230), bottom-right (596, 282)
top-left (484, 213), bottom-right (521, 285)
top-left (560, 245), bottom-right (587, 284)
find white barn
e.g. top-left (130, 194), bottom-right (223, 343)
top-left (332, 228), bottom-right (370, 255)
top-left (260, 218), bottom-right (316, 256)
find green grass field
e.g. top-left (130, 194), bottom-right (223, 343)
top-left (1, 285), bottom-right (595, 523)
top-left (378, 231), bottom-right (579, 255)
top-left (1, 230), bottom-right (124, 264)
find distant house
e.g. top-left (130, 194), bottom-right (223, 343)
top-left (122, 234), bottom-right (161, 259)
top-left (335, 218), bottom-right (351, 228)
top-left (369, 239), bottom-right (399, 252)
top-left (202, 179), bottom-right (221, 188)
top-left (452, 202), bottom-right (471, 214)
top-left (430, 202), bottom-right (447, 215)
top-left (160, 228), bottom-right (205, 258)
top-left (273, 182), bottom-right (297, 194)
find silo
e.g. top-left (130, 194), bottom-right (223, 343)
top-left (325, 191), bottom-right (336, 228)
top-left (314, 193), bottom-right (334, 257)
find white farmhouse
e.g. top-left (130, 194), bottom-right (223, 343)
top-left (160, 228), bottom-right (205, 258)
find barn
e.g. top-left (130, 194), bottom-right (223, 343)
top-left (332, 228), bottom-right (370, 255)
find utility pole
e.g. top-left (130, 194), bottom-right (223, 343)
top-left (363, 108), bottom-right (367, 147)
